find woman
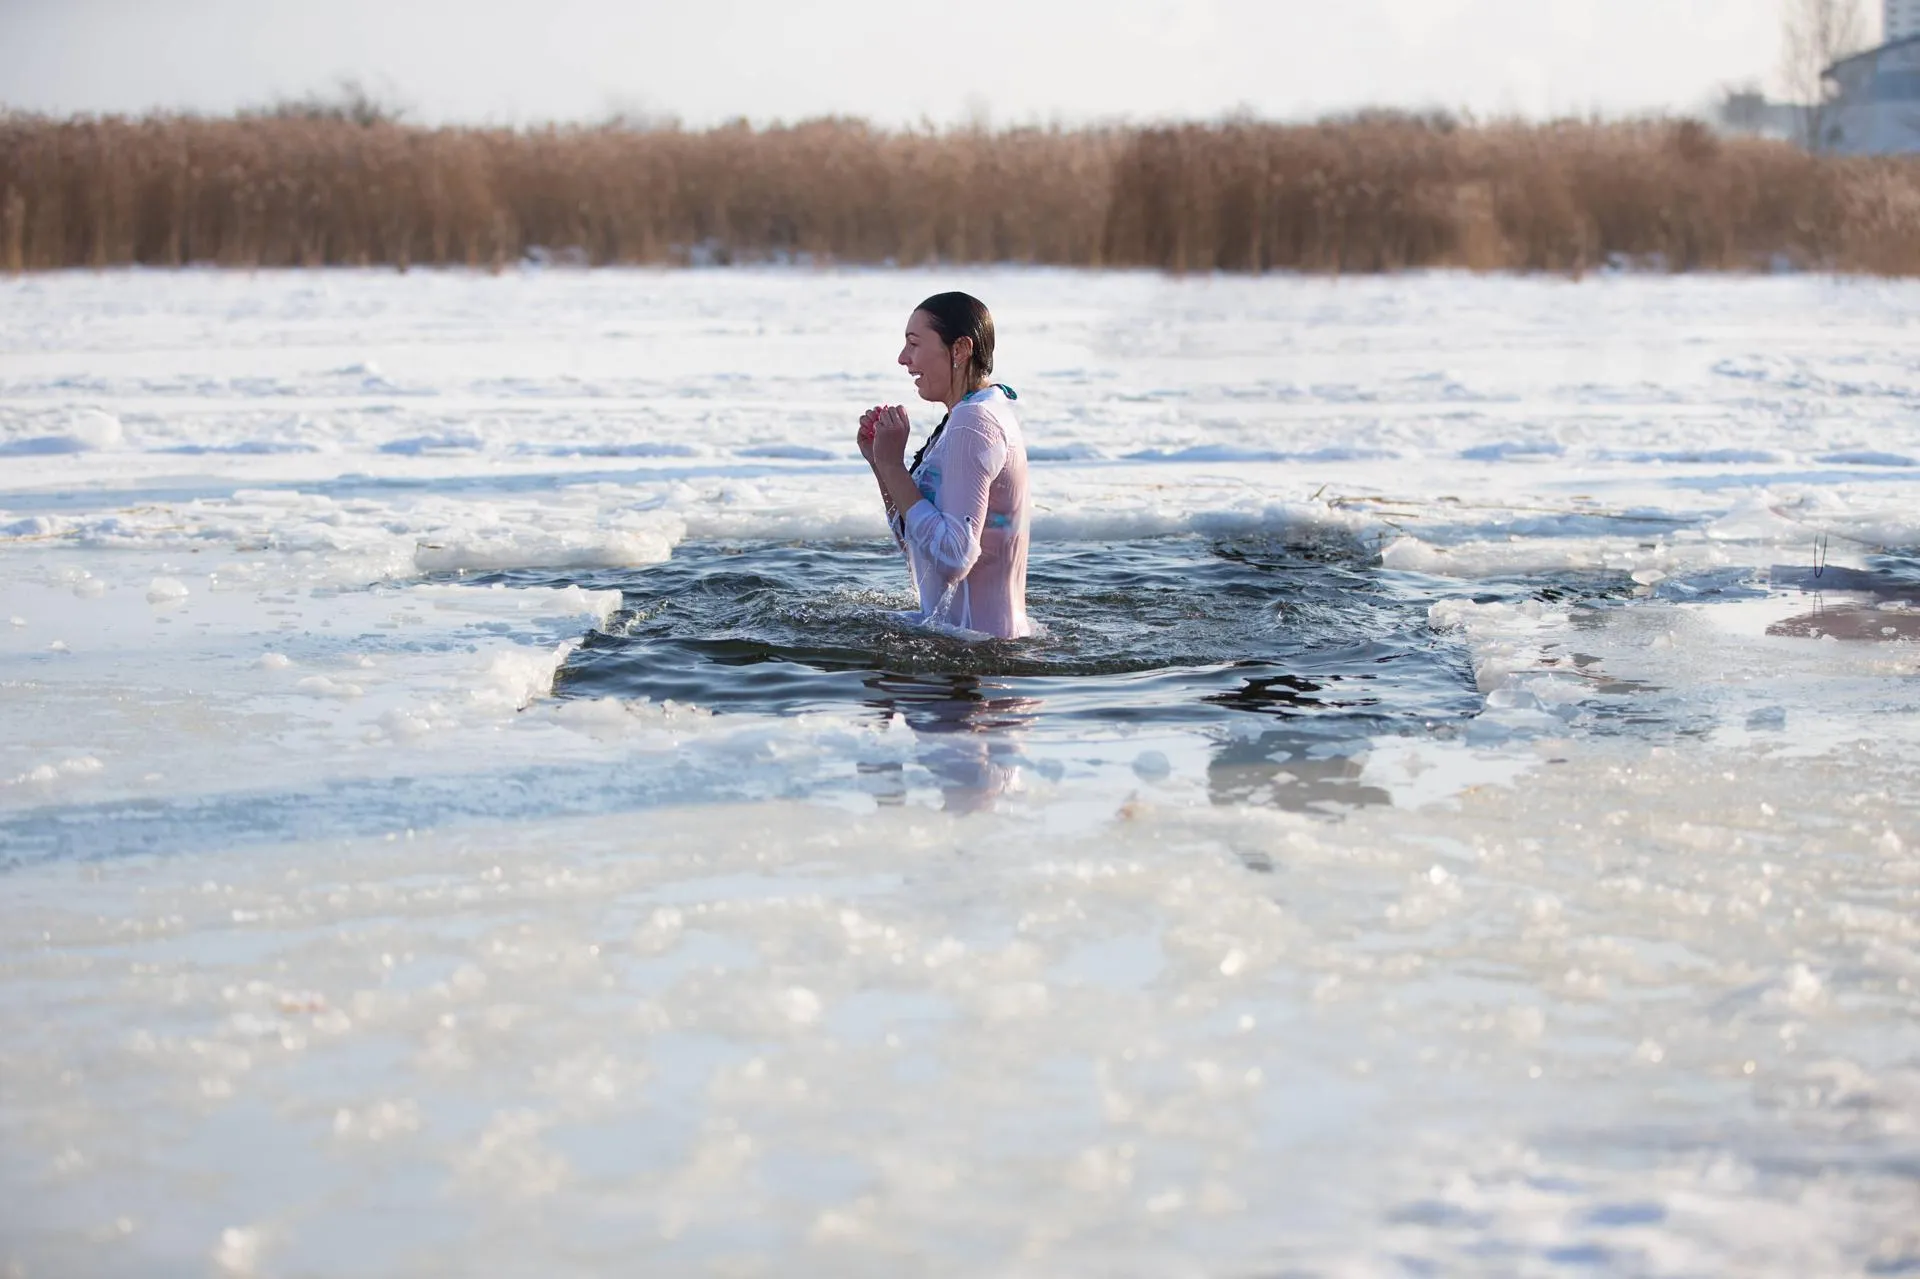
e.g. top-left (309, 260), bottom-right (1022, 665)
top-left (858, 292), bottom-right (1032, 639)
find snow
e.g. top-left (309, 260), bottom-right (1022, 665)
top-left (2, 266), bottom-right (1919, 1275)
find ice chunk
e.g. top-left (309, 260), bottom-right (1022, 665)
top-left (470, 642), bottom-right (576, 711)
top-left (213, 1225), bottom-right (261, 1275)
top-left (1132, 750), bottom-right (1172, 780)
top-left (0, 409), bottom-right (123, 455)
top-left (296, 675), bottom-right (364, 699)
top-left (413, 526), bottom-right (680, 573)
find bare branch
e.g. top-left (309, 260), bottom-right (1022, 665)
top-left (1779, 0), bottom-right (1867, 149)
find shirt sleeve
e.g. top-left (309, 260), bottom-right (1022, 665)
top-left (902, 406), bottom-right (1005, 584)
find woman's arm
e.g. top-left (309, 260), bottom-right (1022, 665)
top-left (875, 473), bottom-right (904, 548)
top-left (869, 406), bottom-right (931, 528)
top-left (896, 410), bottom-right (1004, 580)
top-left (860, 407), bottom-right (906, 548)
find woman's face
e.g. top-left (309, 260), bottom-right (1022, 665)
top-left (898, 310), bottom-right (962, 404)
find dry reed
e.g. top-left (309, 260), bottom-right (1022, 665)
top-left (3, 110), bottom-right (1918, 275)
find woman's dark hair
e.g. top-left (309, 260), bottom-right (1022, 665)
top-left (915, 291), bottom-right (994, 390)
top-left (908, 292), bottom-right (994, 475)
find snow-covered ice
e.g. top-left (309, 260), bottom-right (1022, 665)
top-left (2, 267), bottom-right (1918, 1275)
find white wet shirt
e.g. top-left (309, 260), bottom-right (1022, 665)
top-left (889, 385), bottom-right (1032, 639)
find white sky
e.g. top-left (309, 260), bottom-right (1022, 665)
top-left (0, 0), bottom-right (1877, 127)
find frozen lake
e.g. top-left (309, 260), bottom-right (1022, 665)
top-left (3, 267), bottom-right (1918, 1275)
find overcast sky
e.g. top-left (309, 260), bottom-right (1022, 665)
top-left (0, 0), bottom-right (1871, 128)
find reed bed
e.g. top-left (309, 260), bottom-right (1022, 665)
top-left (4, 111), bottom-right (1918, 274)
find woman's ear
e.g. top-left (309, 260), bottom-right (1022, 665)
top-left (951, 336), bottom-right (974, 369)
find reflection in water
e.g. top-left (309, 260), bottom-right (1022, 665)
top-left (858, 673), bottom-right (1040, 813)
top-left (1765, 597), bottom-right (1920, 641)
top-left (1200, 667), bottom-right (1395, 812)
top-left (1207, 729), bottom-right (1392, 812)
top-left (1202, 666), bottom-right (1380, 717)
top-left (861, 669), bottom-right (1400, 816)
top-left (1756, 558), bottom-right (1920, 642)
top-left (1763, 560), bottom-right (1920, 641)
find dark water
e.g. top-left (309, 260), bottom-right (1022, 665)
top-left (537, 537), bottom-right (1477, 729)
top-left (459, 537), bottom-right (1489, 814)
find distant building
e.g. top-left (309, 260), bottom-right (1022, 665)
top-left (1713, 88), bottom-right (1805, 141)
top-left (1822, 31), bottom-right (1920, 153)
top-left (1891, 0), bottom-right (1920, 43)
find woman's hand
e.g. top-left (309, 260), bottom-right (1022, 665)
top-left (870, 405), bottom-right (911, 471)
top-left (857, 406), bottom-right (882, 465)
top-left (868, 405), bottom-right (926, 521)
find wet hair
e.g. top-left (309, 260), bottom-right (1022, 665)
top-left (915, 291), bottom-right (994, 390)
top-left (908, 291), bottom-right (995, 475)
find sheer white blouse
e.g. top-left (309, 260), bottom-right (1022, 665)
top-left (887, 385), bottom-right (1032, 639)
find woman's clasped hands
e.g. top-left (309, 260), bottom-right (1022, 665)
top-left (858, 405), bottom-right (912, 469)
